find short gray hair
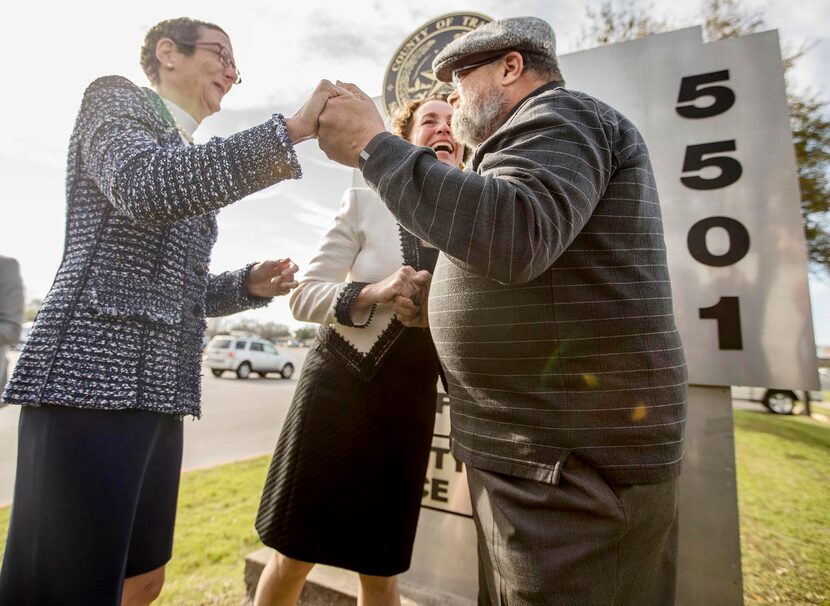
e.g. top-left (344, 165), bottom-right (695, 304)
top-left (520, 50), bottom-right (562, 82)
top-left (140, 17), bottom-right (228, 85)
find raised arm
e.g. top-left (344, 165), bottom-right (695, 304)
top-left (77, 76), bottom-right (301, 225)
top-left (361, 93), bottom-right (615, 284)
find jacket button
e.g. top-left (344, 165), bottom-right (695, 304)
top-left (194, 263), bottom-right (206, 276)
top-left (192, 304), bottom-right (202, 316)
top-left (199, 222), bottom-right (211, 236)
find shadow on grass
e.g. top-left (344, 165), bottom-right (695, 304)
top-left (733, 410), bottom-right (830, 453)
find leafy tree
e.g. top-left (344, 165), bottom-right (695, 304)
top-left (293, 326), bottom-right (317, 341)
top-left (225, 317), bottom-right (261, 336)
top-left (223, 318), bottom-right (291, 340)
top-left (258, 322), bottom-right (292, 341)
top-left (582, 0), bottom-right (671, 45)
top-left (581, 0), bottom-right (830, 273)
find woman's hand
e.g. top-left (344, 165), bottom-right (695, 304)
top-left (350, 267), bottom-right (432, 326)
top-left (318, 81), bottom-right (386, 167)
top-left (245, 259), bottom-right (299, 298)
top-left (285, 80), bottom-right (353, 144)
top-left (358, 266), bottom-right (425, 306)
top-left (345, 266), bottom-right (422, 324)
top-left (392, 271), bottom-right (432, 327)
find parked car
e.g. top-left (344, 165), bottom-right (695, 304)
top-left (731, 386), bottom-right (823, 415)
top-left (204, 336), bottom-right (295, 379)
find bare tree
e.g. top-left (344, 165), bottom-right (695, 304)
top-left (582, 1), bottom-right (673, 44)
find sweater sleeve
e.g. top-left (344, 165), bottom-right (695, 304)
top-left (361, 89), bottom-right (616, 284)
top-left (289, 188), bottom-right (368, 326)
top-left (77, 76), bottom-right (301, 225)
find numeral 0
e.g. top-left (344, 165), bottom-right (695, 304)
top-left (687, 217), bottom-right (750, 267)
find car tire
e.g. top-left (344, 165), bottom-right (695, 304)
top-left (236, 362), bottom-right (252, 380)
top-left (211, 369), bottom-right (223, 378)
top-left (281, 364), bottom-right (294, 379)
top-left (764, 390), bottom-right (796, 415)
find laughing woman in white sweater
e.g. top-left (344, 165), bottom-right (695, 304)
top-left (253, 97), bottom-right (464, 606)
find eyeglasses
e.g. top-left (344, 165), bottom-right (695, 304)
top-left (173, 40), bottom-right (242, 85)
top-left (451, 55), bottom-right (504, 89)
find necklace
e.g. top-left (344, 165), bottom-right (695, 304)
top-left (176, 127), bottom-right (194, 145)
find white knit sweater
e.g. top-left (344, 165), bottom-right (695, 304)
top-left (290, 187), bottom-right (417, 356)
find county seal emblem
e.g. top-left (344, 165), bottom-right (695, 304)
top-left (382, 12), bottom-right (492, 118)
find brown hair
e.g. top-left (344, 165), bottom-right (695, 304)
top-left (390, 94), bottom-right (450, 141)
top-left (140, 17), bottom-right (229, 85)
top-left (391, 94), bottom-right (467, 166)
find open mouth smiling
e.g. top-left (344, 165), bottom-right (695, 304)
top-left (431, 141), bottom-right (455, 154)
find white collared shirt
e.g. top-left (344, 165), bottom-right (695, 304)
top-left (161, 97), bottom-right (197, 144)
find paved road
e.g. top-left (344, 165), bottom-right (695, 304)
top-left (0, 349), bottom-right (820, 506)
top-left (0, 348), bottom-right (309, 506)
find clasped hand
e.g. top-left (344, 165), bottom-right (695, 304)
top-left (391, 271), bottom-right (432, 328)
top-left (285, 80), bottom-right (386, 167)
top-left (353, 266), bottom-right (431, 328)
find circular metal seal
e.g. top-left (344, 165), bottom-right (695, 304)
top-left (382, 12), bottom-right (492, 118)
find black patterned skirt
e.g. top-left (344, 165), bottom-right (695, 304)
top-left (255, 328), bottom-right (439, 576)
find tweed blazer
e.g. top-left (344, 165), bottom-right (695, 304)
top-left (2, 76), bottom-right (301, 416)
top-left (360, 82), bottom-right (688, 485)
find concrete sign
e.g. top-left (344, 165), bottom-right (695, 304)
top-left (421, 395), bottom-right (472, 517)
top-left (561, 27), bottom-right (819, 390)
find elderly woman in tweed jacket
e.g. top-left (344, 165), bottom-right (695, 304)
top-left (0, 17), bottom-right (341, 606)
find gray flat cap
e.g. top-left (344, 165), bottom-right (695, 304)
top-left (432, 16), bottom-right (556, 82)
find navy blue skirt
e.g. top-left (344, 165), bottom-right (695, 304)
top-left (0, 405), bottom-right (183, 605)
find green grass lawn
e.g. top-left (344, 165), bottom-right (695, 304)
top-left (156, 457), bottom-right (270, 605)
top-left (734, 410), bottom-right (830, 605)
top-left (0, 411), bottom-right (828, 605)
top-left (812, 395), bottom-right (830, 417)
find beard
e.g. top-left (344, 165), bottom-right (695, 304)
top-left (451, 85), bottom-right (509, 148)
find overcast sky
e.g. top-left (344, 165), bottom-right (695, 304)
top-left (2, 0), bottom-right (829, 343)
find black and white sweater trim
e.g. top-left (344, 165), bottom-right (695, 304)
top-left (334, 281), bottom-right (375, 328)
top-left (318, 224), bottom-right (437, 382)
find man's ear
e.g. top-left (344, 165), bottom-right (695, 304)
top-left (500, 51), bottom-right (525, 86)
top-left (155, 37), bottom-right (177, 68)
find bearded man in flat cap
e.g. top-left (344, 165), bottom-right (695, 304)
top-left (317, 16), bottom-right (687, 605)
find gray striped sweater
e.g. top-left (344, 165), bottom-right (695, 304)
top-left (361, 82), bottom-right (687, 485)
